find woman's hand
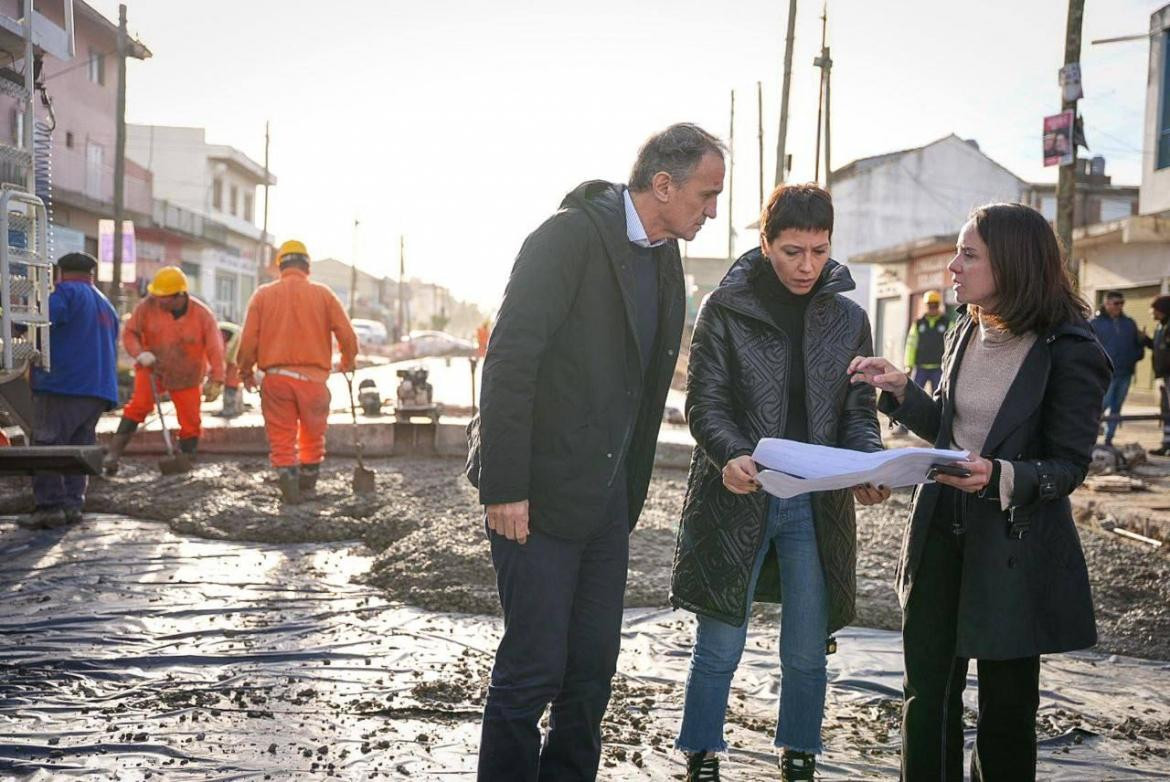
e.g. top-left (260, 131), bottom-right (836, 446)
top-left (852, 483), bottom-right (891, 505)
top-left (848, 356), bottom-right (909, 403)
top-left (932, 456), bottom-right (994, 494)
top-left (722, 455), bottom-right (761, 494)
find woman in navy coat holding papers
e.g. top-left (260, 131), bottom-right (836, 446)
top-left (850, 203), bottom-right (1110, 782)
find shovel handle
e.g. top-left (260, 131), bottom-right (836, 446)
top-left (343, 371), bottom-right (367, 468)
top-left (147, 372), bottom-right (178, 456)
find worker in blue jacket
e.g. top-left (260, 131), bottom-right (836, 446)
top-left (1090, 290), bottom-right (1145, 446)
top-left (23, 252), bottom-right (120, 529)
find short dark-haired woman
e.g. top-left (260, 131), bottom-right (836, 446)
top-left (671, 184), bottom-right (888, 782)
top-left (850, 203), bottom-right (1111, 781)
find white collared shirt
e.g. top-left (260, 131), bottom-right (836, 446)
top-left (623, 189), bottom-right (666, 248)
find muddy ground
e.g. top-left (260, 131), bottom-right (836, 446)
top-left (4, 456), bottom-right (1170, 777)
top-left (3, 454), bottom-right (1168, 661)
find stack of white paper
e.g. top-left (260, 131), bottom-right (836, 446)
top-left (750, 438), bottom-right (970, 499)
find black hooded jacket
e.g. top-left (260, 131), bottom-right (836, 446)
top-left (465, 181), bottom-right (685, 540)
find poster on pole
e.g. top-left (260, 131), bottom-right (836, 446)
top-left (97, 219), bottom-right (136, 283)
top-left (1043, 111), bottom-right (1075, 167)
top-left (1059, 63), bottom-right (1083, 102)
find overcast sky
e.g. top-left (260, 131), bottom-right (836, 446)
top-left (87, 0), bottom-right (1159, 308)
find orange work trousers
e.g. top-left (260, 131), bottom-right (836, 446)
top-left (260, 372), bottom-right (331, 468)
top-left (122, 368), bottom-right (203, 440)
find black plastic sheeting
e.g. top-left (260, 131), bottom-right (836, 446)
top-left (1, 515), bottom-right (1169, 780)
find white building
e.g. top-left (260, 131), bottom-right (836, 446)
top-left (125, 125), bottom-right (276, 321)
top-left (1071, 3), bottom-right (1170, 394)
top-left (1141, 3), bottom-right (1170, 217)
top-left (830, 134), bottom-right (1030, 310)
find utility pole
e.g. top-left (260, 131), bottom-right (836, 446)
top-left (757, 81), bottom-right (765, 207)
top-left (259, 121), bottom-right (270, 273)
top-left (111, 3), bottom-right (127, 312)
top-left (728, 89), bottom-right (735, 261)
top-left (813, 3), bottom-right (832, 184)
top-left (774, 0), bottom-right (797, 187)
top-left (396, 235), bottom-right (405, 341)
top-left (349, 218), bottom-right (359, 318)
top-left (1056, 0), bottom-right (1085, 282)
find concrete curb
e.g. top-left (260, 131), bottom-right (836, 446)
top-left (109, 421), bottom-right (698, 469)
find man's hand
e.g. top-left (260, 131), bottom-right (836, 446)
top-left (932, 456), bottom-right (994, 494)
top-left (852, 483), bottom-right (891, 505)
top-left (203, 380), bottom-right (224, 403)
top-left (136, 351), bottom-right (156, 368)
top-left (242, 372), bottom-right (257, 392)
top-left (848, 355), bottom-right (909, 403)
top-left (487, 500), bottom-right (531, 544)
top-left (722, 455), bottom-right (760, 494)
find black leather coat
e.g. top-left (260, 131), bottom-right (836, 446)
top-left (881, 308), bottom-right (1110, 659)
top-left (670, 250), bottom-right (882, 630)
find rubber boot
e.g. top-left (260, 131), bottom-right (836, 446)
top-left (179, 437), bottom-right (199, 461)
top-left (220, 386), bottom-right (242, 418)
top-left (277, 466), bottom-right (301, 505)
top-left (103, 418), bottom-right (139, 476)
top-left (299, 462), bottom-right (320, 495)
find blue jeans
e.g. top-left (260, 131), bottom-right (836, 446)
top-left (912, 367), bottom-right (943, 394)
top-left (675, 493), bottom-right (829, 755)
top-left (1102, 372), bottom-right (1133, 444)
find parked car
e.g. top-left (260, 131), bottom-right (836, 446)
top-left (352, 318), bottom-right (390, 347)
top-left (405, 330), bottom-right (477, 358)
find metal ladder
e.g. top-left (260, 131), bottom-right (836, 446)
top-left (0, 190), bottom-right (51, 380)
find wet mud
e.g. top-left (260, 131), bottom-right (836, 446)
top-left (4, 455), bottom-right (1165, 660)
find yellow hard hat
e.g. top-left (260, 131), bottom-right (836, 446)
top-left (923, 290), bottom-right (942, 305)
top-left (147, 266), bottom-right (189, 297)
top-left (275, 239), bottom-right (309, 265)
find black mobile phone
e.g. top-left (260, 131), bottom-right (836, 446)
top-left (928, 463), bottom-right (971, 479)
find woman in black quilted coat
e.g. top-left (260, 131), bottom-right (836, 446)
top-left (671, 184), bottom-right (886, 782)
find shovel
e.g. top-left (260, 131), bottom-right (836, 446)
top-left (344, 372), bottom-right (376, 494)
top-left (148, 373), bottom-right (192, 475)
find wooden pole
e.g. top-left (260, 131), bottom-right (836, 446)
top-left (1056, 0), bottom-right (1085, 285)
top-left (757, 81), bottom-right (765, 206)
top-left (111, 4), bottom-right (127, 312)
top-left (259, 121), bottom-right (270, 273)
top-left (728, 89), bottom-right (735, 261)
top-left (774, 0), bottom-right (797, 186)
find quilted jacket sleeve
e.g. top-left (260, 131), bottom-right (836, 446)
top-left (686, 299), bottom-right (755, 469)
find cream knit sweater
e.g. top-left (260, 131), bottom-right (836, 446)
top-left (950, 318), bottom-right (1037, 509)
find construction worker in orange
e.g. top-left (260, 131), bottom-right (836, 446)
top-left (237, 240), bottom-right (358, 504)
top-left (104, 266), bottom-right (226, 474)
top-left (475, 319), bottom-right (490, 359)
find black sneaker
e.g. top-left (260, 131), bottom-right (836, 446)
top-left (1149, 446), bottom-right (1170, 457)
top-left (780, 749), bottom-right (816, 781)
top-left (685, 751), bottom-right (720, 782)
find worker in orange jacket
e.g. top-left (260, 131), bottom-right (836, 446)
top-left (237, 240), bottom-right (358, 504)
top-left (104, 266), bottom-right (226, 474)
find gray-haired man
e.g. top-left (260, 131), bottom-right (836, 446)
top-left (467, 123), bottom-right (725, 780)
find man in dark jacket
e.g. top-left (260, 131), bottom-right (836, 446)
top-left (1091, 290), bottom-right (1144, 445)
top-left (1145, 295), bottom-right (1170, 456)
top-left (23, 252), bottom-right (119, 529)
top-left (467, 123), bottom-right (725, 780)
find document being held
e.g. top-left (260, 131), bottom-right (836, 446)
top-left (751, 438), bottom-right (969, 499)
